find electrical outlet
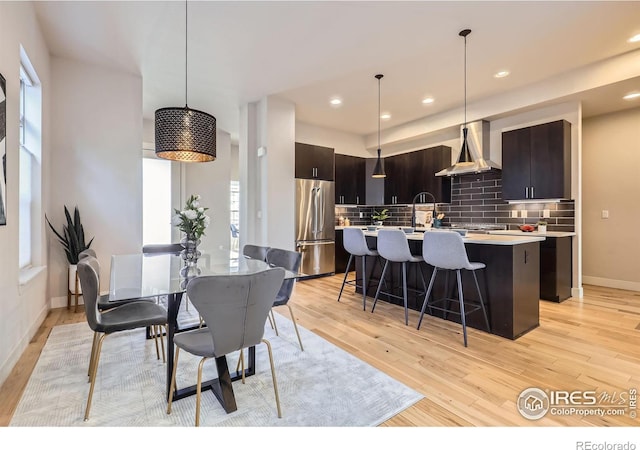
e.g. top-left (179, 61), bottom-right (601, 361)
top-left (521, 210), bottom-right (528, 218)
top-left (511, 210), bottom-right (518, 218)
top-left (359, 212), bottom-right (364, 218)
top-left (543, 209), bottom-right (550, 218)
top-left (602, 210), bottom-right (609, 219)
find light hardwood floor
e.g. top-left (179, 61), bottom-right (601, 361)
top-left (1, 274), bottom-right (639, 426)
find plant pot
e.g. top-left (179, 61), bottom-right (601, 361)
top-left (68, 264), bottom-right (82, 294)
top-left (374, 221), bottom-right (383, 226)
top-left (538, 225), bottom-right (547, 233)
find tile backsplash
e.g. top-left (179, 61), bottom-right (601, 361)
top-left (335, 171), bottom-right (575, 232)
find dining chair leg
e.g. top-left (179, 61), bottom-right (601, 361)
top-left (166, 348), bottom-right (180, 414)
top-left (85, 333), bottom-right (106, 421)
top-left (195, 357), bottom-right (208, 427)
top-left (262, 339), bottom-right (282, 418)
top-left (88, 331), bottom-right (99, 379)
top-left (270, 309), bottom-right (279, 336)
top-left (160, 325), bottom-right (166, 363)
top-left (267, 312), bottom-right (275, 329)
top-left (284, 304), bottom-right (304, 351)
top-left (371, 260), bottom-right (389, 313)
top-left (153, 325), bottom-right (161, 360)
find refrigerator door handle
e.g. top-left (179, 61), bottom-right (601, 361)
top-left (317, 186), bottom-right (324, 233)
top-left (311, 186), bottom-right (319, 237)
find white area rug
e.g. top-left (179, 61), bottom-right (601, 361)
top-left (10, 312), bottom-right (423, 427)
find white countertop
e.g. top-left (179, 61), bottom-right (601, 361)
top-left (488, 230), bottom-right (576, 238)
top-left (359, 228), bottom-right (545, 246)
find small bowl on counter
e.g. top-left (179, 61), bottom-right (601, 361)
top-left (366, 226), bottom-right (378, 231)
top-left (402, 227), bottom-right (415, 234)
top-left (518, 224), bottom-right (537, 232)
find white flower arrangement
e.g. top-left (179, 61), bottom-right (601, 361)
top-left (172, 194), bottom-right (210, 240)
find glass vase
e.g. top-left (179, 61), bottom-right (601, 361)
top-left (180, 234), bottom-right (202, 278)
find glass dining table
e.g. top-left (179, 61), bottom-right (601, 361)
top-left (108, 249), bottom-right (300, 413)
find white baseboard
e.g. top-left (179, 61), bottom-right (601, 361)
top-left (50, 295), bottom-right (82, 309)
top-left (582, 276), bottom-right (640, 293)
top-left (571, 286), bottom-right (584, 298)
top-left (0, 302), bottom-right (49, 387)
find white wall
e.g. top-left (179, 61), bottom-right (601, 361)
top-left (48, 57), bottom-right (143, 306)
top-left (182, 129), bottom-right (232, 255)
top-left (296, 121), bottom-right (369, 157)
top-left (582, 107), bottom-right (640, 291)
top-left (0, 1), bottom-right (51, 386)
top-left (262, 96), bottom-right (296, 251)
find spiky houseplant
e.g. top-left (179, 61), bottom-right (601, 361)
top-left (46, 206), bottom-right (94, 264)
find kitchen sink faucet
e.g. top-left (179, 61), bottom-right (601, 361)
top-left (411, 191), bottom-right (437, 228)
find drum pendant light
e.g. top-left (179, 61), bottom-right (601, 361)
top-left (371, 74), bottom-right (386, 178)
top-left (155, 0), bottom-right (216, 162)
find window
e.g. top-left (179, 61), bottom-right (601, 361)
top-left (142, 156), bottom-right (172, 245)
top-left (230, 180), bottom-right (239, 229)
top-left (19, 58), bottom-right (42, 270)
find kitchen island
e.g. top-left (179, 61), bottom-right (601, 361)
top-left (353, 228), bottom-right (544, 340)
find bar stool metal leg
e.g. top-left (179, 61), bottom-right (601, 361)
top-left (472, 270), bottom-right (491, 332)
top-left (361, 255), bottom-right (367, 311)
top-left (456, 269), bottom-right (468, 347)
top-left (337, 254), bottom-right (354, 303)
top-left (402, 262), bottom-right (409, 326)
top-left (371, 260), bottom-right (390, 313)
top-left (417, 267), bottom-right (438, 330)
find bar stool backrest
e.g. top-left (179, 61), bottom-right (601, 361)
top-left (422, 231), bottom-right (473, 270)
top-left (377, 229), bottom-right (413, 262)
top-left (343, 228), bottom-right (372, 256)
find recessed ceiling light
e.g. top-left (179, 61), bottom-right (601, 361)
top-left (623, 92), bottom-right (640, 100)
top-left (628, 33), bottom-right (640, 43)
top-left (494, 70), bottom-right (510, 78)
top-left (422, 97), bottom-right (434, 104)
top-left (380, 113), bottom-right (391, 120)
top-left (329, 97), bottom-right (342, 106)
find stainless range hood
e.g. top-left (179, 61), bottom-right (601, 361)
top-left (435, 120), bottom-right (501, 177)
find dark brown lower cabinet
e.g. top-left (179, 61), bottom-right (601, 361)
top-left (334, 229), bottom-right (350, 273)
top-left (355, 237), bottom-right (540, 340)
top-left (540, 236), bottom-right (572, 302)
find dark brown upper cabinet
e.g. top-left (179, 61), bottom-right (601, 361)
top-left (501, 120), bottom-right (571, 201)
top-left (335, 154), bottom-right (366, 205)
top-left (384, 146), bottom-right (452, 204)
top-left (295, 142), bottom-right (335, 180)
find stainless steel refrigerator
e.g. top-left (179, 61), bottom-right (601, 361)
top-left (295, 178), bottom-right (335, 276)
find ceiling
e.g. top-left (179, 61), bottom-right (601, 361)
top-left (33, 1), bottom-right (640, 143)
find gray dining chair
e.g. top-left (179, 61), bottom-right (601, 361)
top-left (265, 248), bottom-right (304, 351)
top-left (242, 244), bottom-right (270, 261)
top-left (166, 268), bottom-right (286, 426)
top-left (417, 230), bottom-right (491, 347)
top-left (78, 251), bottom-right (157, 312)
top-left (77, 256), bottom-right (168, 421)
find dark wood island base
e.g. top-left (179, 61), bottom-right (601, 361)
top-left (355, 232), bottom-right (541, 340)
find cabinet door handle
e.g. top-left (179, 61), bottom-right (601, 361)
top-left (524, 250), bottom-right (528, 264)
top-left (356, 196), bottom-right (359, 204)
top-left (531, 186), bottom-right (535, 198)
top-left (525, 187), bottom-right (529, 199)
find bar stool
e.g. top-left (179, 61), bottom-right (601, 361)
top-left (372, 229), bottom-right (427, 326)
top-left (337, 227), bottom-right (383, 311)
top-left (417, 230), bottom-right (491, 347)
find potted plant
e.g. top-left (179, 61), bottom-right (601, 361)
top-left (46, 206), bottom-right (94, 294)
top-left (537, 220), bottom-right (548, 233)
top-left (371, 208), bottom-right (389, 226)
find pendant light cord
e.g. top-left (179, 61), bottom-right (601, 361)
top-left (377, 77), bottom-right (381, 149)
top-left (185, 0), bottom-right (188, 106)
top-left (463, 32), bottom-right (467, 128)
